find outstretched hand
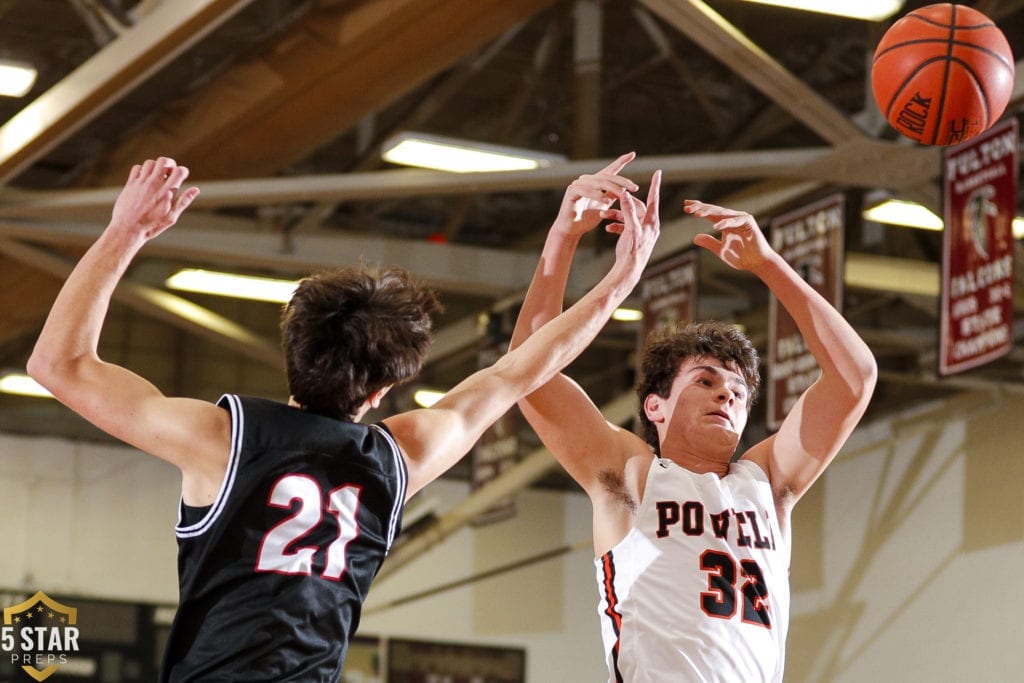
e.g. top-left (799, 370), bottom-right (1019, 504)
top-left (685, 200), bottom-right (773, 272)
top-left (613, 169), bottom-right (662, 275)
top-left (110, 157), bottom-right (199, 241)
top-left (554, 152), bottom-right (639, 239)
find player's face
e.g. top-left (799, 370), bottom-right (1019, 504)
top-left (661, 356), bottom-right (750, 452)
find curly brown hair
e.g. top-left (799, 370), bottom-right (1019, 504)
top-left (636, 320), bottom-right (760, 453)
top-left (280, 266), bottom-right (442, 421)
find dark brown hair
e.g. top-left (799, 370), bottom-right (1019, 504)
top-left (280, 266), bottom-right (441, 420)
top-left (636, 320), bottom-right (760, 453)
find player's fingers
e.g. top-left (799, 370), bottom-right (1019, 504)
top-left (621, 191), bottom-right (642, 229)
top-left (579, 174), bottom-right (638, 195)
top-left (693, 233), bottom-right (721, 255)
top-left (599, 151), bottom-right (636, 177)
top-left (685, 199), bottom-right (746, 221)
top-left (152, 157), bottom-right (177, 180)
top-left (646, 170), bottom-right (662, 223)
top-left (171, 187), bottom-right (199, 221)
top-left (629, 193), bottom-right (648, 221)
top-left (604, 222), bottom-right (625, 234)
top-left (571, 184), bottom-right (610, 203)
top-left (138, 158), bottom-right (157, 181)
top-left (713, 215), bottom-right (753, 232)
top-left (163, 164), bottom-right (190, 195)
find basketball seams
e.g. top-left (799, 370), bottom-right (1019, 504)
top-left (948, 57), bottom-right (992, 125)
top-left (884, 60), bottom-right (933, 118)
top-left (871, 3), bottom-right (1012, 146)
top-left (880, 56), bottom-right (995, 142)
top-left (929, 6), bottom-right (956, 145)
top-left (882, 56), bottom-right (950, 119)
top-left (874, 40), bottom-right (1015, 74)
top-left (901, 16), bottom-right (994, 30)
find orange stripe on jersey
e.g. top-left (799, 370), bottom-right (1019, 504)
top-left (601, 550), bottom-right (625, 683)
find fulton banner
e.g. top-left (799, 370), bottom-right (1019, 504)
top-left (767, 194), bottom-right (845, 431)
top-left (639, 249), bottom-right (699, 345)
top-left (940, 117), bottom-right (1018, 376)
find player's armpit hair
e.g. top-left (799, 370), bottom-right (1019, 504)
top-left (599, 469), bottom-right (637, 513)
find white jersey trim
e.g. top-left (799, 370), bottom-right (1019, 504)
top-left (370, 423), bottom-right (407, 553)
top-left (174, 393), bottom-right (243, 539)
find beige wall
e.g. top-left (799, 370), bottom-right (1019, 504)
top-left (360, 479), bottom-right (608, 682)
top-left (787, 390), bottom-right (1024, 682)
top-left (2, 388), bottom-right (1022, 681)
top-left (0, 432), bottom-right (180, 603)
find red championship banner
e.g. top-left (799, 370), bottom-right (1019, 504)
top-left (639, 249), bottom-right (699, 345)
top-left (767, 194), bottom-right (845, 431)
top-left (940, 117), bottom-right (1018, 376)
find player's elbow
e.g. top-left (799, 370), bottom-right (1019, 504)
top-left (26, 345), bottom-right (89, 397)
top-left (26, 345), bottom-right (58, 389)
top-left (838, 352), bottom-right (878, 410)
top-left (854, 350), bottom-right (879, 395)
top-left (489, 353), bottom-right (552, 402)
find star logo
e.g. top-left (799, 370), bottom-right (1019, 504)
top-left (2, 592), bottom-right (79, 681)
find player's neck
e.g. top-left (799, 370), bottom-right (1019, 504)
top-left (660, 446), bottom-right (732, 477)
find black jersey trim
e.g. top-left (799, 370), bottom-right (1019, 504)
top-left (370, 423), bottom-right (406, 552)
top-left (174, 393), bottom-right (243, 539)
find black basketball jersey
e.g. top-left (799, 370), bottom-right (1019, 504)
top-left (159, 394), bottom-right (407, 682)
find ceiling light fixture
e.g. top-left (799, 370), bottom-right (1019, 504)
top-left (741, 0), bottom-right (904, 21)
top-left (864, 199), bottom-right (1024, 239)
top-left (165, 269), bottom-right (298, 304)
top-left (0, 59), bottom-right (38, 97)
top-left (381, 132), bottom-right (567, 173)
top-left (863, 199), bottom-right (944, 231)
top-left (612, 307), bottom-right (644, 322)
top-left (413, 388), bottom-right (446, 408)
top-left (0, 372), bottom-right (53, 398)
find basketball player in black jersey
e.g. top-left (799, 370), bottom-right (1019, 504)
top-left (27, 156), bottom-right (661, 681)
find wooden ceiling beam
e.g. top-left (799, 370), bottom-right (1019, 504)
top-left (0, 145), bottom-right (940, 221)
top-left (637, 0), bottom-right (867, 145)
top-left (0, 238), bottom-right (282, 368)
top-left (81, 0), bottom-right (560, 185)
top-left (0, 0), bottom-right (257, 185)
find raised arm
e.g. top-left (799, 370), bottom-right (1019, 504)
top-left (503, 156), bottom-right (659, 494)
top-left (385, 172), bottom-right (661, 499)
top-left (27, 159), bottom-right (231, 504)
top-left (685, 200), bottom-right (877, 506)
top-left (509, 152), bottom-right (638, 344)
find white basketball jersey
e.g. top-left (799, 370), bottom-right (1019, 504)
top-left (594, 458), bottom-right (790, 683)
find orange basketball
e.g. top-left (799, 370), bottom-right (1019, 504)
top-left (871, 3), bottom-right (1015, 146)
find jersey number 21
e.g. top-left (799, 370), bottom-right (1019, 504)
top-left (255, 474), bottom-right (362, 581)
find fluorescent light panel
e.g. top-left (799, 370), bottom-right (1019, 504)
top-left (865, 199), bottom-right (1024, 238)
top-left (863, 199), bottom-right (944, 231)
top-left (0, 59), bottom-right (37, 97)
top-left (0, 372), bottom-right (53, 398)
top-left (413, 389), bottom-right (446, 408)
top-left (165, 269), bottom-right (297, 303)
top-left (742, 0), bottom-right (904, 21)
top-left (612, 307), bottom-right (644, 322)
top-left (382, 132), bottom-right (566, 173)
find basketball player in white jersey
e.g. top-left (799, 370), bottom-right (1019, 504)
top-left (510, 153), bottom-right (877, 682)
